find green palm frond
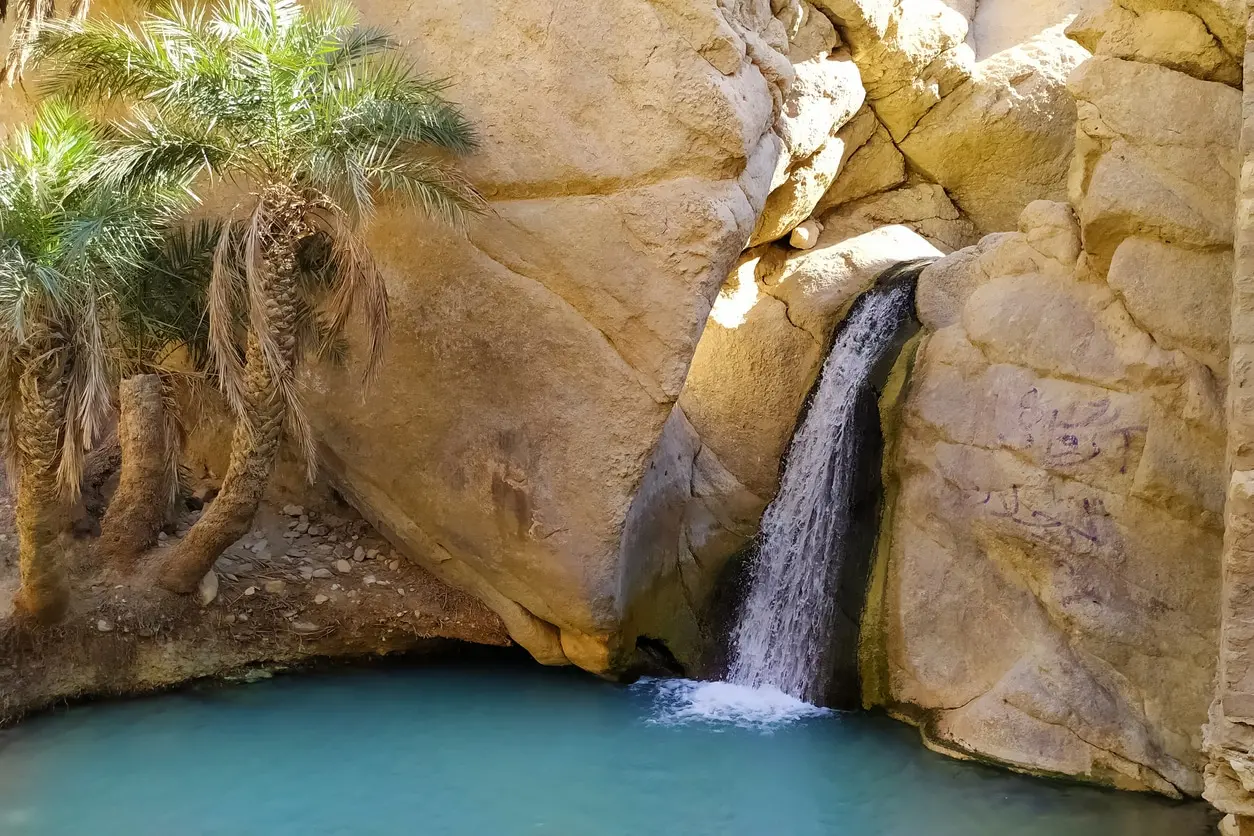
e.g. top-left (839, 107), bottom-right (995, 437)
top-left (0, 102), bottom-right (201, 497)
top-left (34, 0), bottom-right (485, 477)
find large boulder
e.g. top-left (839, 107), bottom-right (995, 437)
top-left (1068, 56), bottom-right (1240, 267)
top-left (870, 199), bottom-right (1226, 798)
top-left (1067, 5), bottom-right (1240, 85)
top-left (303, 0), bottom-right (791, 671)
top-left (816, 0), bottom-right (1090, 235)
top-left (900, 31), bottom-right (1089, 233)
top-left (813, 0), bottom-right (973, 141)
top-left (818, 184), bottom-right (979, 253)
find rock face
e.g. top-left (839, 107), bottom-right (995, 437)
top-left (870, 202), bottom-right (1225, 796)
top-left (864, 10), bottom-right (1242, 795)
top-left (1068, 55), bottom-right (1241, 267)
top-left (298, 0), bottom-right (792, 670)
top-left (900, 32), bottom-right (1089, 233)
top-left (812, 0), bottom-right (1090, 235)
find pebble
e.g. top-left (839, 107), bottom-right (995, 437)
top-left (366, 549), bottom-right (379, 561)
top-left (312, 568), bottom-right (333, 579)
top-left (335, 559), bottom-right (352, 574)
top-left (387, 560), bottom-right (400, 572)
top-left (363, 575), bottom-right (377, 585)
top-left (314, 594), bottom-right (329, 605)
top-left (300, 567), bottom-right (314, 581)
top-left (353, 546), bottom-right (366, 562)
top-left (308, 525), bottom-right (328, 536)
top-left (157, 531), bottom-right (168, 541)
top-left (396, 588), bottom-right (405, 595)
top-left (244, 586), bottom-right (257, 596)
top-left (295, 521), bottom-right (309, 534)
top-left (290, 621), bottom-right (320, 634)
top-left (96, 619), bottom-right (114, 633)
top-left (317, 544), bottom-right (333, 554)
top-left (250, 539), bottom-right (268, 554)
top-left (198, 571), bottom-right (219, 606)
top-left (263, 580), bottom-right (286, 594)
top-left (287, 548), bottom-right (306, 558)
top-left (283, 504), bottom-right (304, 517)
top-left (238, 613), bottom-right (249, 622)
top-left (223, 614), bottom-right (236, 624)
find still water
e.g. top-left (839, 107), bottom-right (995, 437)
top-left (0, 661), bottom-right (1212, 835)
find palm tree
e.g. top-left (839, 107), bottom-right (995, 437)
top-left (98, 220), bottom-right (217, 565)
top-left (0, 102), bottom-right (192, 621)
top-left (36, 0), bottom-right (485, 593)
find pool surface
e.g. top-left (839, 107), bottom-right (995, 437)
top-left (0, 661), bottom-right (1213, 835)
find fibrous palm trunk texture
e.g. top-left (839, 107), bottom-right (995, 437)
top-left (99, 374), bottom-right (172, 566)
top-left (13, 345), bottom-right (70, 622)
top-left (161, 191), bottom-right (304, 593)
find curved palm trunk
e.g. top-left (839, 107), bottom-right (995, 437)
top-left (13, 347), bottom-right (71, 623)
top-left (161, 194), bottom-right (303, 593)
top-left (99, 374), bottom-right (173, 566)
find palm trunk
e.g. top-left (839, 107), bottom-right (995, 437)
top-left (160, 191), bottom-right (304, 593)
top-left (99, 374), bottom-right (173, 566)
top-left (13, 347), bottom-right (71, 623)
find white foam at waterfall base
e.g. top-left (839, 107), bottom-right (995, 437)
top-left (635, 678), bottom-right (832, 730)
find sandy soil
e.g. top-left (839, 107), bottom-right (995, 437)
top-left (0, 472), bottom-right (511, 725)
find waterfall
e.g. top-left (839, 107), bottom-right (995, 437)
top-left (726, 276), bottom-right (918, 704)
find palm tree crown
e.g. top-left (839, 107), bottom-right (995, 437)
top-left (0, 102), bottom-right (192, 496)
top-left (37, 0), bottom-right (485, 462)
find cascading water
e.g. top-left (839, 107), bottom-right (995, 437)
top-left (726, 276), bottom-right (918, 704)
